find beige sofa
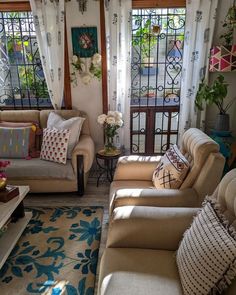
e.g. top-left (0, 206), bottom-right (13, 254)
top-left (0, 110), bottom-right (95, 195)
top-left (109, 128), bottom-right (225, 213)
top-left (98, 169), bottom-right (236, 295)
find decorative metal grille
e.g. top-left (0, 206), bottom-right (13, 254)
top-left (131, 8), bottom-right (186, 154)
top-left (0, 11), bottom-right (51, 109)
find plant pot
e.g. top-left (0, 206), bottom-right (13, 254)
top-left (215, 113), bottom-right (230, 131)
top-left (143, 57), bottom-right (154, 67)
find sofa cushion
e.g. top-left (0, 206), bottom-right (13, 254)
top-left (99, 248), bottom-right (183, 295)
top-left (40, 110), bottom-right (90, 136)
top-left (0, 127), bottom-right (31, 158)
top-left (0, 110), bottom-right (40, 125)
top-left (6, 158), bottom-right (75, 180)
top-left (47, 112), bottom-right (85, 158)
top-left (177, 198), bottom-right (236, 295)
top-left (40, 128), bottom-right (70, 164)
top-left (0, 121), bottom-right (40, 158)
top-left (153, 145), bottom-right (189, 189)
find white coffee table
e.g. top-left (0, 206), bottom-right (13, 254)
top-left (0, 186), bottom-right (31, 269)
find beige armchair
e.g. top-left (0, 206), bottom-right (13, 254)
top-left (109, 128), bottom-right (225, 213)
top-left (98, 169), bottom-right (236, 295)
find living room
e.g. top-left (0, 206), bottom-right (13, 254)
top-left (0, 0), bottom-right (236, 294)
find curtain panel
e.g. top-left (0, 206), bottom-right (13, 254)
top-left (104, 0), bottom-right (132, 152)
top-left (178, 0), bottom-right (218, 141)
top-left (30, 0), bottom-right (65, 110)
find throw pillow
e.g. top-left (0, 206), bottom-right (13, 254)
top-left (40, 128), bottom-right (71, 164)
top-left (47, 112), bottom-right (85, 159)
top-left (0, 121), bottom-right (40, 158)
top-left (0, 127), bottom-right (31, 158)
top-left (152, 144), bottom-right (189, 189)
top-left (177, 198), bottom-right (236, 295)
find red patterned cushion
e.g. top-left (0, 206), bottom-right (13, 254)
top-left (153, 144), bottom-right (190, 189)
top-left (40, 128), bottom-right (71, 164)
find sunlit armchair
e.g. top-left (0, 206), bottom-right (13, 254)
top-left (109, 128), bottom-right (225, 213)
top-left (99, 169), bottom-right (236, 295)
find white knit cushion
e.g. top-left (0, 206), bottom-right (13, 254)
top-left (152, 144), bottom-right (189, 189)
top-left (177, 198), bottom-right (236, 295)
top-left (47, 112), bottom-right (85, 158)
top-left (40, 128), bottom-right (70, 164)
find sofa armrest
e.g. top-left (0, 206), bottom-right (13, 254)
top-left (113, 155), bottom-right (161, 181)
top-left (72, 134), bottom-right (95, 173)
top-left (110, 186), bottom-right (199, 213)
top-left (107, 206), bottom-right (199, 251)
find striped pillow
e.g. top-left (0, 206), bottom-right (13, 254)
top-left (177, 198), bottom-right (236, 295)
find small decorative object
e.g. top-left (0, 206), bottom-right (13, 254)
top-left (97, 111), bottom-right (123, 154)
top-left (0, 160), bottom-right (10, 191)
top-left (195, 75), bottom-right (236, 131)
top-left (71, 27), bottom-right (98, 58)
top-left (71, 53), bottom-right (102, 85)
top-left (0, 185), bottom-right (19, 203)
top-left (77, 0), bottom-right (88, 14)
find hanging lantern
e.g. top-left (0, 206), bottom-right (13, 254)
top-left (152, 25), bottom-right (161, 35)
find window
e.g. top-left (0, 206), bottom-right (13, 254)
top-left (130, 7), bottom-right (186, 154)
top-left (0, 10), bottom-right (51, 109)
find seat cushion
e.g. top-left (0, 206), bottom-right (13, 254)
top-left (6, 158), bottom-right (75, 180)
top-left (99, 248), bottom-right (183, 295)
top-left (109, 180), bottom-right (198, 213)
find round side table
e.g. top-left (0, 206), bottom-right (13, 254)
top-left (96, 149), bottom-right (121, 187)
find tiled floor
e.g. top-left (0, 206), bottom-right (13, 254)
top-left (24, 173), bottom-right (110, 295)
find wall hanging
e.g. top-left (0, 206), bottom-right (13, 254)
top-left (209, 1), bottom-right (236, 72)
top-left (71, 26), bottom-right (98, 58)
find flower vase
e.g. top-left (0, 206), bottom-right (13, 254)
top-left (104, 136), bottom-right (116, 155)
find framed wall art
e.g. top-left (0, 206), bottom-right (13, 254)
top-left (71, 26), bottom-right (98, 58)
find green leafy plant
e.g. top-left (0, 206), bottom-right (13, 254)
top-left (132, 18), bottom-right (157, 58)
top-left (220, 2), bottom-right (236, 46)
top-left (195, 75), bottom-right (235, 114)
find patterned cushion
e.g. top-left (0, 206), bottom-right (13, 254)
top-left (0, 121), bottom-right (40, 158)
top-left (47, 112), bottom-right (85, 159)
top-left (0, 127), bottom-right (31, 158)
top-left (152, 144), bottom-right (189, 189)
top-left (40, 128), bottom-right (71, 164)
top-left (177, 198), bottom-right (236, 295)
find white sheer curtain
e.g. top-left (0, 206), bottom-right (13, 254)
top-left (178, 0), bottom-right (218, 141)
top-left (104, 0), bottom-right (132, 152)
top-left (30, 0), bottom-right (65, 110)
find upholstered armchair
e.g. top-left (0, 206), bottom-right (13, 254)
top-left (99, 169), bottom-right (236, 295)
top-left (109, 128), bottom-right (225, 213)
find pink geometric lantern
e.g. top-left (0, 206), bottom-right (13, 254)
top-left (209, 45), bottom-right (236, 72)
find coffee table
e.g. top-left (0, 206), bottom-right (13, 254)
top-left (0, 186), bottom-right (31, 269)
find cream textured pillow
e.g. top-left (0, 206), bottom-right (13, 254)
top-left (152, 144), bottom-right (189, 189)
top-left (47, 112), bottom-right (85, 159)
top-left (40, 128), bottom-right (71, 164)
top-left (177, 198), bottom-right (236, 295)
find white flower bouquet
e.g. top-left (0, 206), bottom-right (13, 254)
top-left (97, 111), bottom-right (123, 153)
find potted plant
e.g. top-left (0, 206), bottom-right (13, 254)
top-left (132, 18), bottom-right (158, 75)
top-left (195, 75), bottom-right (235, 131)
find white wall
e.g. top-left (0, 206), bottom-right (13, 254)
top-left (206, 0), bottom-right (236, 136)
top-left (66, 0), bottom-right (104, 150)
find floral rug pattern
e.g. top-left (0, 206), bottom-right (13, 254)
top-left (0, 206), bottom-right (103, 295)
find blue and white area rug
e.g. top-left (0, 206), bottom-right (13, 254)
top-left (0, 206), bottom-right (103, 295)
